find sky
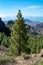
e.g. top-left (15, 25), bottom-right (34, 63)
top-left (0, 0), bottom-right (43, 17)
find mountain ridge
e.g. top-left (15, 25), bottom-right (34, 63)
top-left (0, 17), bottom-right (43, 35)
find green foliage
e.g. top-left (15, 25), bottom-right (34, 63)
top-left (10, 10), bottom-right (28, 55)
top-left (1, 35), bottom-right (10, 47)
top-left (0, 56), bottom-right (9, 63)
top-left (0, 32), bottom-right (3, 45)
top-left (27, 33), bottom-right (43, 54)
top-left (34, 61), bottom-right (43, 65)
top-left (0, 10), bottom-right (43, 56)
top-left (39, 62), bottom-right (43, 65)
top-left (0, 32), bottom-right (10, 48)
top-left (9, 44), bottom-right (18, 56)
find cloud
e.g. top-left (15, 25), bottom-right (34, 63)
top-left (22, 5), bottom-right (43, 17)
top-left (0, 14), bottom-right (7, 17)
top-left (22, 5), bottom-right (41, 10)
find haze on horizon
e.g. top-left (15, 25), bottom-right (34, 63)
top-left (0, 0), bottom-right (43, 18)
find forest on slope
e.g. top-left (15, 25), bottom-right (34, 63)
top-left (0, 10), bottom-right (43, 54)
top-left (0, 10), bottom-right (43, 65)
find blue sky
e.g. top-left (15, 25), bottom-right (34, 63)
top-left (0, 0), bottom-right (43, 17)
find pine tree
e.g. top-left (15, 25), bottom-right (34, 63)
top-left (10, 10), bottom-right (28, 55)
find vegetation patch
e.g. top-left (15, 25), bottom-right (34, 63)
top-left (39, 62), bottom-right (43, 65)
top-left (0, 56), bottom-right (10, 63)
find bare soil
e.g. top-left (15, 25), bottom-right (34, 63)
top-left (0, 46), bottom-right (43, 65)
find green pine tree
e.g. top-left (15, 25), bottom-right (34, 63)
top-left (10, 10), bottom-right (28, 55)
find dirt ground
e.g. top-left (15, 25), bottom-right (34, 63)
top-left (0, 46), bottom-right (43, 65)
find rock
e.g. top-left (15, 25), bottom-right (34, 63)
top-left (15, 56), bottom-right (24, 64)
top-left (41, 54), bottom-right (43, 57)
top-left (24, 55), bottom-right (31, 60)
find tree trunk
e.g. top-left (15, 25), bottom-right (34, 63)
top-left (18, 31), bottom-right (21, 55)
top-left (19, 44), bottom-right (21, 55)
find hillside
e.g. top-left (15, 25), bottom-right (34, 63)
top-left (0, 0), bottom-right (43, 65)
top-left (35, 23), bottom-right (43, 34)
top-left (0, 17), bottom-right (43, 65)
top-left (1, 17), bottom-right (43, 35)
top-left (0, 46), bottom-right (43, 65)
top-left (0, 18), bottom-right (10, 36)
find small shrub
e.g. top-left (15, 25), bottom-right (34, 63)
top-left (0, 56), bottom-right (9, 63)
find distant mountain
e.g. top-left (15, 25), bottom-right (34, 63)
top-left (7, 20), bottom-right (14, 25)
top-left (6, 20), bottom-right (14, 30)
top-left (6, 20), bottom-right (38, 35)
top-left (25, 19), bottom-right (32, 23)
top-left (1, 16), bottom-right (43, 35)
top-left (0, 18), bottom-right (10, 36)
top-left (35, 23), bottom-right (43, 34)
top-left (0, 18), bottom-right (5, 32)
top-left (26, 24), bottom-right (35, 33)
top-left (26, 17), bottom-right (43, 22)
top-left (2, 16), bottom-right (43, 25)
top-left (37, 23), bottom-right (43, 28)
top-left (6, 19), bottom-right (43, 35)
top-left (25, 19), bottom-right (40, 26)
